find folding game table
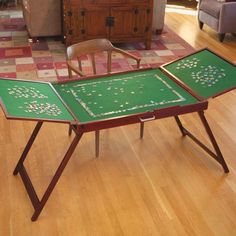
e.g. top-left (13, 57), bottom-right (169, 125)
top-left (0, 48), bottom-right (235, 221)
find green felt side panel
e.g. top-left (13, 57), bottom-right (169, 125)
top-left (164, 49), bottom-right (236, 99)
top-left (53, 69), bottom-right (198, 123)
top-left (0, 79), bottom-right (74, 122)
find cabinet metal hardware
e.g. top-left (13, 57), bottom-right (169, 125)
top-left (80, 10), bottom-right (85, 16)
top-left (106, 16), bottom-right (115, 27)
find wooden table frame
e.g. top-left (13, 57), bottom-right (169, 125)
top-left (12, 101), bottom-right (229, 221)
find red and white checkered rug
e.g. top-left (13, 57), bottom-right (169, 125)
top-left (0, 9), bottom-right (195, 82)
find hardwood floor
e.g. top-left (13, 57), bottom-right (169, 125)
top-left (0, 7), bottom-right (236, 236)
top-left (165, 5), bottom-right (236, 62)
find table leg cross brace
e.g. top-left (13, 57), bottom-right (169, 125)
top-left (13, 121), bottom-right (83, 221)
top-left (175, 111), bottom-right (229, 173)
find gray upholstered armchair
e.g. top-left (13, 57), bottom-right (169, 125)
top-left (198, 0), bottom-right (236, 42)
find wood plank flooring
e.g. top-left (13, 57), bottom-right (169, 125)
top-left (0, 6), bottom-right (236, 236)
top-left (165, 5), bottom-right (236, 62)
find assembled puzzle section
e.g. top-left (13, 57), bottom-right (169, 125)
top-left (0, 79), bottom-right (74, 122)
top-left (162, 49), bottom-right (236, 99)
top-left (53, 69), bottom-right (198, 123)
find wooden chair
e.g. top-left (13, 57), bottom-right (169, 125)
top-left (66, 38), bottom-right (141, 157)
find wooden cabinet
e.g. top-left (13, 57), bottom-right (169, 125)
top-left (62, 0), bottom-right (153, 49)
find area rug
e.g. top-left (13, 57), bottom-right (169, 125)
top-left (0, 8), bottom-right (195, 82)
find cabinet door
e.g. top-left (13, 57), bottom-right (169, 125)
top-left (66, 6), bottom-right (84, 44)
top-left (134, 7), bottom-right (152, 37)
top-left (110, 6), bottom-right (152, 39)
top-left (109, 7), bottom-right (135, 39)
top-left (83, 7), bottom-right (110, 39)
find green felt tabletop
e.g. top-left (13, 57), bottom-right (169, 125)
top-left (163, 49), bottom-right (236, 99)
top-left (0, 79), bottom-right (74, 122)
top-left (53, 68), bottom-right (198, 123)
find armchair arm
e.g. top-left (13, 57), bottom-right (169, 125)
top-left (219, 3), bottom-right (236, 33)
top-left (67, 61), bottom-right (84, 78)
top-left (113, 47), bottom-right (141, 69)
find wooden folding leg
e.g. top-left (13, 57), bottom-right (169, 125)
top-left (198, 111), bottom-right (229, 173)
top-left (13, 121), bottom-right (83, 221)
top-left (13, 121), bottom-right (43, 176)
top-left (174, 116), bottom-right (186, 137)
top-left (174, 112), bottom-right (229, 173)
top-left (31, 132), bottom-right (82, 221)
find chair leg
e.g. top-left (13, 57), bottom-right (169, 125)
top-left (95, 130), bottom-right (100, 157)
top-left (140, 122), bottom-right (144, 139)
top-left (218, 33), bottom-right (225, 42)
top-left (198, 21), bottom-right (204, 30)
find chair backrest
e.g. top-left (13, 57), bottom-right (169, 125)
top-left (66, 38), bottom-right (141, 78)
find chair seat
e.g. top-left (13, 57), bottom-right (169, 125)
top-left (199, 0), bottom-right (223, 18)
